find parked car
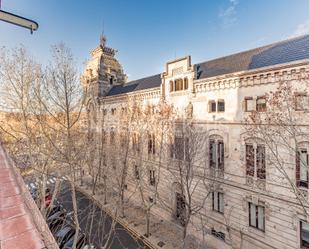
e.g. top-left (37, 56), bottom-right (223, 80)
top-left (54, 226), bottom-right (75, 248)
top-left (46, 204), bottom-right (62, 218)
top-left (47, 210), bottom-right (66, 233)
top-left (63, 233), bottom-right (90, 249)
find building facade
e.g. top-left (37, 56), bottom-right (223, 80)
top-left (81, 34), bottom-right (309, 249)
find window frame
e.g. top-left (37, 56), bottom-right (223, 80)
top-left (296, 148), bottom-right (309, 188)
top-left (244, 97), bottom-right (254, 112)
top-left (248, 202), bottom-right (265, 232)
top-left (300, 220), bottom-right (309, 248)
top-left (134, 165), bottom-right (140, 180)
top-left (245, 143), bottom-right (266, 180)
top-left (212, 192), bottom-right (224, 214)
top-left (148, 133), bottom-right (156, 155)
top-left (209, 138), bottom-right (224, 171)
top-left (217, 100), bottom-right (225, 112)
top-left (256, 96), bottom-right (267, 112)
top-left (149, 169), bottom-right (155, 186)
top-left (209, 100), bottom-right (216, 113)
top-left (295, 92), bottom-right (309, 111)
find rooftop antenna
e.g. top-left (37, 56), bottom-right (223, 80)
top-left (0, 0), bottom-right (38, 34)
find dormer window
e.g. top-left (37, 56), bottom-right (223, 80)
top-left (170, 78), bottom-right (188, 92)
top-left (175, 79), bottom-right (183, 91)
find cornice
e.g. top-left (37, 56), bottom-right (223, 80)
top-left (194, 60), bottom-right (309, 93)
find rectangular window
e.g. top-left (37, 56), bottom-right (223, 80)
top-left (149, 170), bottom-right (155, 186)
top-left (249, 203), bottom-right (265, 231)
top-left (295, 93), bottom-right (309, 111)
top-left (296, 149), bottom-right (309, 188)
top-left (148, 134), bottom-right (155, 155)
top-left (212, 192), bottom-right (224, 213)
top-left (209, 101), bottom-right (216, 113)
top-left (111, 108), bottom-right (116, 115)
top-left (300, 220), bottom-right (309, 248)
top-left (246, 144), bottom-right (255, 177)
top-left (132, 133), bottom-right (140, 153)
top-left (245, 97), bottom-right (255, 112)
top-left (172, 136), bottom-right (189, 161)
top-left (217, 100), bottom-right (225, 112)
top-left (256, 97), bottom-right (267, 112)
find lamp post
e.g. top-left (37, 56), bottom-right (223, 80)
top-left (0, 1), bottom-right (38, 33)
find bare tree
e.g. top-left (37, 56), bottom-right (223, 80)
top-left (244, 73), bottom-right (309, 216)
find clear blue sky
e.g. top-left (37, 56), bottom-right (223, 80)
top-left (1, 0), bottom-right (309, 80)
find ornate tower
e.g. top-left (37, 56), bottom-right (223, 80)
top-left (81, 35), bottom-right (127, 100)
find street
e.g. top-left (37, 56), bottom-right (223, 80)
top-left (25, 177), bottom-right (151, 249)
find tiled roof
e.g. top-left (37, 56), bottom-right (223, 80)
top-left (196, 34), bottom-right (309, 79)
top-left (107, 74), bottom-right (161, 96)
top-left (107, 34), bottom-right (309, 96)
top-left (0, 145), bottom-right (57, 249)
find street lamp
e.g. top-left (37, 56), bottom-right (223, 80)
top-left (0, 4), bottom-right (38, 34)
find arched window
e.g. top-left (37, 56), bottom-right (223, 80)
top-left (209, 135), bottom-right (224, 171)
top-left (245, 139), bottom-right (266, 180)
top-left (296, 142), bottom-right (309, 188)
top-left (256, 96), bottom-right (266, 112)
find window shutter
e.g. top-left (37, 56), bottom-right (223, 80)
top-left (246, 144), bottom-right (255, 177)
top-left (218, 141), bottom-right (224, 170)
top-left (257, 145), bottom-right (266, 179)
top-left (153, 135), bottom-right (155, 154)
top-left (209, 140), bottom-right (215, 168)
top-left (258, 206), bottom-right (265, 231)
top-left (219, 193), bottom-right (224, 213)
top-left (296, 151), bottom-right (300, 187)
top-left (213, 192), bottom-right (218, 211)
top-left (249, 203), bottom-right (256, 227)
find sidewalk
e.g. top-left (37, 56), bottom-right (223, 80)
top-left (78, 176), bottom-right (213, 249)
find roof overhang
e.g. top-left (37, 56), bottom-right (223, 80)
top-left (0, 10), bottom-right (38, 33)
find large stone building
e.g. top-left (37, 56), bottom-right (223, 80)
top-left (81, 34), bottom-right (309, 249)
